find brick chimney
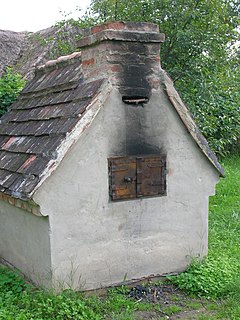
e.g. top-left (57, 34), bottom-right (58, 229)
top-left (77, 21), bottom-right (165, 100)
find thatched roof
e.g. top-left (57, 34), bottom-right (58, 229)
top-left (0, 29), bottom-right (27, 76)
top-left (0, 26), bottom-right (82, 80)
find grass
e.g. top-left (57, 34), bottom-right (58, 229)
top-left (169, 155), bottom-right (240, 316)
top-left (0, 279), bottom-right (155, 319)
top-left (0, 155), bottom-right (239, 319)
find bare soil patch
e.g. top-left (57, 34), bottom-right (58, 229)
top-left (128, 283), bottom-right (216, 319)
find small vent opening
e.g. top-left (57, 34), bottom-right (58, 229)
top-left (122, 96), bottom-right (149, 105)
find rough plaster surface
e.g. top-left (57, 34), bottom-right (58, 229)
top-left (0, 201), bottom-right (51, 286)
top-left (33, 86), bottom-right (219, 290)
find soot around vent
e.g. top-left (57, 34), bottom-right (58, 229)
top-left (122, 96), bottom-right (149, 105)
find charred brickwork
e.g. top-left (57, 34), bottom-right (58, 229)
top-left (77, 22), bottom-right (165, 100)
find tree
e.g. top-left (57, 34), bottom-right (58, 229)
top-left (82, 0), bottom-right (240, 154)
top-left (1, 1), bottom-right (237, 154)
top-left (0, 68), bottom-right (26, 116)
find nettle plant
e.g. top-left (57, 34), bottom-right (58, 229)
top-left (0, 67), bottom-right (26, 116)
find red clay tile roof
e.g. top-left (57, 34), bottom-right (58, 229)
top-left (0, 53), bottom-right (105, 200)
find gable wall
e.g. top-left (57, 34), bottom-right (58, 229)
top-left (34, 86), bottom-right (219, 290)
top-left (0, 201), bottom-right (51, 287)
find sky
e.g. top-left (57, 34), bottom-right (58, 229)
top-left (0, 0), bottom-right (91, 32)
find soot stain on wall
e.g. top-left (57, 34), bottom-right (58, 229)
top-left (118, 42), bottom-right (153, 100)
top-left (126, 141), bottom-right (162, 156)
top-left (118, 101), bottom-right (164, 157)
top-left (113, 41), bottom-right (163, 157)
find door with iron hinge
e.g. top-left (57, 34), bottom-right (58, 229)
top-left (108, 155), bottom-right (167, 201)
top-left (108, 157), bottom-right (137, 200)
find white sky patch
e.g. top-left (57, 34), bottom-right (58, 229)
top-left (0, 0), bottom-right (91, 32)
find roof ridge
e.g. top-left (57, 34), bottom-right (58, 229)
top-left (35, 52), bottom-right (81, 76)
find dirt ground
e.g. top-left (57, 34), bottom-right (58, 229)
top-left (127, 283), bottom-right (216, 320)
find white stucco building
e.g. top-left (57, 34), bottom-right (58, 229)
top-left (0, 22), bottom-right (224, 290)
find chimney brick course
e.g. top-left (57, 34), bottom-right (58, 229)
top-left (77, 21), bottom-right (165, 99)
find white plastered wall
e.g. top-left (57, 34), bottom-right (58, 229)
top-left (34, 86), bottom-right (220, 290)
top-left (0, 201), bottom-right (51, 287)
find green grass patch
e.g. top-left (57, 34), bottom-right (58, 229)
top-left (169, 155), bottom-right (240, 317)
top-left (184, 300), bottom-right (202, 309)
top-left (162, 305), bottom-right (183, 315)
top-left (0, 269), bottom-right (154, 319)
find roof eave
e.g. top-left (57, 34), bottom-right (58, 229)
top-left (30, 79), bottom-right (113, 200)
top-left (161, 70), bottom-right (224, 177)
top-left (0, 192), bottom-right (42, 216)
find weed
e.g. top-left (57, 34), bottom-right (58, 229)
top-left (169, 294), bottom-right (182, 302)
top-left (169, 254), bottom-right (238, 298)
top-left (198, 315), bottom-right (218, 320)
top-left (162, 305), bottom-right (183, 315)
top-left (185, 300), bottom-right (202, 309)
top-left (0, 265), bottom-right (28, 295)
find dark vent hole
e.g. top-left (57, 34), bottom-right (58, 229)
top-left (122, 96), bottom-right (149, 105)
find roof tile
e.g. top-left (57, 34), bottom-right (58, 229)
top-left (0, 151), bottom-right (28, 172)
top-left (0, 170), bottom-right (22, 189)
top-left (0, 53), bottom-right (104, 199)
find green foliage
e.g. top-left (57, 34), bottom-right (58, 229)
top-left (169, 155), bottom-right (240, 304)
top-left (33, 10), bottom-right (94, 59)
top-left (54, 0), bottom-right (240, 155)
top-left (0, 267), bottom-right (151, 320)
top-left (0, 270), bottom-right (100, 320)
top-left (177, 51), bottom-right (240, 156)
top-left (169, 255), bottom-right (238, 298)
top-left (24, 291), bottom-right (101, 320)
top-left (0, 266), bottom-right (28, 295)
top-left (0, 68), bottom-right (26, 116)
top-left (90, 0), bottom-right (240, 155)
top-left (162, 304), bottom-right (183, 315)
top-left (88, 0), bottom-right (239, 78)
top-left (48, 17), bottom-right (82, 58)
